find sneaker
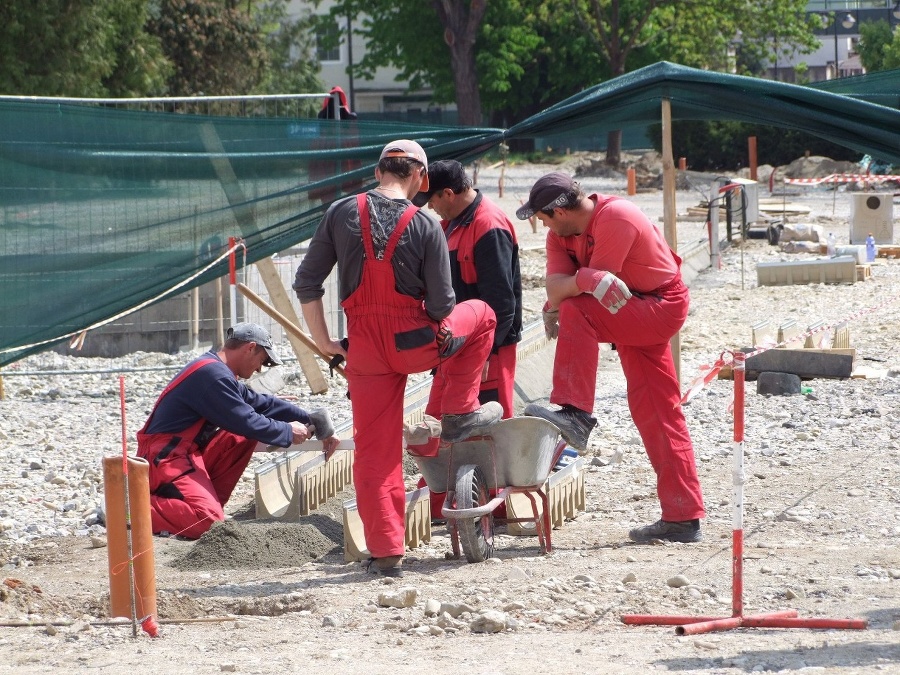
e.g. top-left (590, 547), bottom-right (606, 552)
top-left (364, 555), bottom-right (404, 578)
top-left (523, 403), bottom-right (597, 453)
top-left (628, 519), bottom-right (702, 544)
top-left (440, 402), bottom-right (503, 443)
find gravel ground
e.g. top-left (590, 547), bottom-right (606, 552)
top-left (1, 158), bottom-right (899, 674)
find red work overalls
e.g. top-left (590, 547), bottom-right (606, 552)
top-left (343, 194), bottom-right (496, 557)
top-left (137, 359), bottom-right (257, 539)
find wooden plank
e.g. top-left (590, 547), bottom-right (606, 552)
top-left (745, 348), bottom-right (855, 380)
top-left (199, 122), bottom-right (328, 394)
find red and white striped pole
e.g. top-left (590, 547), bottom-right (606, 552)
top-left (623, 348), bottom-right (867, 635)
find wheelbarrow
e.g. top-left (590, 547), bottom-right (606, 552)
top-left (409, 417), bottom-right (566, 563)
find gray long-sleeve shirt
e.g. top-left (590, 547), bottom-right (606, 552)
top-left (293, 191), bottom-right (455, 321)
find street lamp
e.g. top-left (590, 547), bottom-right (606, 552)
top-left (821, 11), bottom-right (856, 79)
top-left (894, 1), bottom-right (900, 21)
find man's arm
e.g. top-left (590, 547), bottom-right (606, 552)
top-left (301, 298), bottom-right (347, 360)
top-left (545, 273), bottom-right (581, 309)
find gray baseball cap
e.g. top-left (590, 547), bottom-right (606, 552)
top-left (227, 322), bottom-right (282, 366)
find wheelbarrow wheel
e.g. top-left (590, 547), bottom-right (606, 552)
top-left (455, 464), bottom-right (494, 563)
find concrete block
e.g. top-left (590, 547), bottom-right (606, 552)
top-left (756, 256), bottom-right (857, 286)
top-left (756, 371), bottom-right (801, 396)
top-left (746, 348), bottom-right (855, 380)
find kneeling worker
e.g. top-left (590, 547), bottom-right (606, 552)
top-left (137, 323), bottom-right (339, 539)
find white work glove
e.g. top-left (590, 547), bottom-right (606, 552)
top-left (542, 301), bottom-right (559, 339)
top-left (575, 268), bottom-right (632, 314)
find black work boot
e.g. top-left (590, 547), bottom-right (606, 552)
top-left (523, 403), bottom-right (597, 453)
top-left (628, 519), bottom-right (702, 544)
top-left (440, 402), bottom-right (503, 443)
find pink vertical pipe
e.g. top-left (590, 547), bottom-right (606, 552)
top-left (228, 236), bottom-right (238, 327)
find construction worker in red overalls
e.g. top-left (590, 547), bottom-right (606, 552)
top-left (137, 323), bottom-right (339, 539)
top-left (294, 140), bottom-right (502, 577)
top-left (516, 172), bottom-right (705, 545)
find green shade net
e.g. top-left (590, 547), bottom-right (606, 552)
top-left (3, 61), bottom-right (899, 366)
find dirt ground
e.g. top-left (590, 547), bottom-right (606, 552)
top-left (2, 162), bottom-right (900, 674)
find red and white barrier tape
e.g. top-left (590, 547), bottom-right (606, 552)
top-left (681, 288), bottom-right (900, 405)
top-left (783, 173), bottom-right (900, 185)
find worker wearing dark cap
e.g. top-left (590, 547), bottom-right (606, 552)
top-left (516, 172), bottom-right (705, 544)
top-left (137, 323), bottom-right (338, 539)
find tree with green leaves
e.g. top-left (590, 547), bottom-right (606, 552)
top-left (571, 0), bottom-right (821, 164)
top-left (319, 0), bottom-right (820, 163)
top-left (858, 19), bottom-right (896, 73)
top-left (0, 0), bottom-right (170, 97)
top-left (255, 1), bottom-right (324, 97)
top-left (147, 0), bottom-right (269, 96)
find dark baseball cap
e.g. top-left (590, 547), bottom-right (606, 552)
top-left (227, 322), bottom-right (282, 366)
top-left (515, 172), bottom-right (579, 220)
top-left (412, 159), bottom-right (466, 207)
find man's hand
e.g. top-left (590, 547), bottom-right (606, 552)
top-left (575, 268), bottom-right (632, 314)
top-left (542, 301), bottom-right (559, 339)
top-left (322, 435), bottom-right (340, 461)
top-left (289, 421), bottom-right (311, 445)
top-left (436, 324), bottom-right (464, 357)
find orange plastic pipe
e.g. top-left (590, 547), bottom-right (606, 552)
top-left (748, 136), bottom-right (758, 181)
top-left (103, 456), bottom-right (156, 621)
top-left (626, 167), bottom-right (636, 195)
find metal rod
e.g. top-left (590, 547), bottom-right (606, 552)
top-left (119, 377), bottom-right (138, 638)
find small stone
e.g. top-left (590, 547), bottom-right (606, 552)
top-left (45, 624), bottom-right (59, 636)
top-left (423, 598), bottom-right (441, 617)
top-left (622, 572), bottom-right (637, 584)
top-left (440, 601), bottom-right (476, 618)
top-left (377, 587), bottom-right (418, 609)
top-left (90, 536), bottom-right (107, 548)
top-left (220, 665), bottom-right (236, 673)
top-left (470, 609), bottom-right (507, 633)
top-left (321, 615), bottom-right (339, 627)
top-left (667, 575), bottom-right (691, 588)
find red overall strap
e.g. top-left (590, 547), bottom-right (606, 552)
top-left (139, 358), bottom-right (217, 434)
top-left (355, 193), bottom-right (419, 262)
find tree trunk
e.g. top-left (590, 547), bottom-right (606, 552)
top-left (606, 130), bottom-right (622, 167)
top-left (433, 0), bottom-right (486, 126)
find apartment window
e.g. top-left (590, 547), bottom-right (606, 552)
top-left (316, 20), bottom-right (341, 63)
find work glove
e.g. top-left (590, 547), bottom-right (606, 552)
top-left (307, 408), bottom-right (335, 440)
top-left (575, 268), bottom-right (632, 314)
top-left (542, 301), bottom-right (559, 340)
top-left (436, 324), bottom-right (465, 357)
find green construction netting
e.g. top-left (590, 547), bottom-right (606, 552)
top-left (3, 61), bottom-right (900, 365)
top-left (808, 67), bottom-right (900, 109)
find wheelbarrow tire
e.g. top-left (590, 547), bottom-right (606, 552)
top-left (455, 464), bottom-right (494, 563)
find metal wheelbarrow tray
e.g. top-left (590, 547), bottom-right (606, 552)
top-left (409, 417), bottom-right (567, 563)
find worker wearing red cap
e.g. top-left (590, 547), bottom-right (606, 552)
top-left (294, 140), bottom-right (501, 577)
top-left (516, 172), bottom-right (705, 544)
